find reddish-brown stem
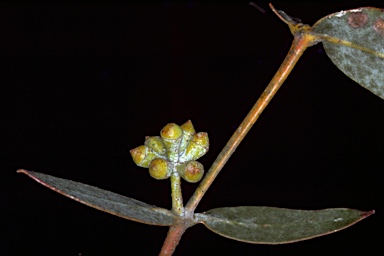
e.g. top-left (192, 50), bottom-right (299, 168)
top-left (159, 222), bottom-right (189, 256)
top-left (185, 33), bottom-right (316, 214)
top-left (159, 22), bottom-right (321, 256)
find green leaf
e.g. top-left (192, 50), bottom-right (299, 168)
top-left (312, 7), bottom-right (384, 99)
top-left (17, 169), bottom-right (175, 226)
top-left (196, 206), bottom-right (373, 244)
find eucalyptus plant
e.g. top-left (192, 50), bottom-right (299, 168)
top-left (18, 4), bottom-right (382, 255)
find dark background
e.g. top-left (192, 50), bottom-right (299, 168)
top-left (1, 1), bottom-right (383, 255)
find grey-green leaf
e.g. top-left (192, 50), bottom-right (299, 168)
top-left (196, 206), bottom-right (373, 244)
top-left (312, 7), bottom-right (384, 99)
top-left (17, 169), bottom-right (175, 226)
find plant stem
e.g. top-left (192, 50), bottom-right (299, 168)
top-left (170, 171), bottom-right (184, 216)
top-left (159, 171), bottom-right (190, 256)
top-left (185, 32), bottom-right (317, 214)
top-left (160, 15), bottom-right (322, 255)
top-left (159, 222), bottom-right (188, 256)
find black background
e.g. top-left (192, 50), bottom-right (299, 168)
top-left (1, 1), bottom-right (383, 255)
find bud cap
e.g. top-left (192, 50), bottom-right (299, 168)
top-left (160, 123), bottom-right (183, 162)
top-left (130, 145), bottom-right (157, 168)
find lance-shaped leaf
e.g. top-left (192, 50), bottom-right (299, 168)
top-left (195, 206), bottom-right (373, 244)
top-left (17, 169), bottom-right (175, 226)
top-left (312, 7), bottom-right (384, 99)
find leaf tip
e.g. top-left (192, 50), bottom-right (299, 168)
top-left (361, 210), bottom-right (375, 218)
top-left (16, 169), bottom-right (28, 174)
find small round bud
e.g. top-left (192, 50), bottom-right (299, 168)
top-left (160, 123), bottom-right (183, 162)
top-left (145, 136), bottom-right (167, 156)
top-left (149, 158), bottom-right (171, 180)
top-left (179, 132), bottom-right (209, 161)
top-left (179, 120), bottom-right (196, 154)
top-left (177, 160), bottom-right (204, 183)
top-left (130, 145), bottom-right (157, 168)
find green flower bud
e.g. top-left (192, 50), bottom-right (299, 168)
top-left (177, 160), bottom-right (204, 183)
top-left (149, 158), bottom-right (171, 180)
top-left (145, 136), bottom-right (167, 156)
top-left (160, 123), bottom-right (183, 162)
top-left (130, 145), bottom-right (157, 168)
top-left (179, 120), bottom-right (196, 154)
top-left (179, 132), bottom-right (209, 162)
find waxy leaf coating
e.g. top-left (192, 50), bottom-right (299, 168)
top-left (18, 170), bottom-right (175, 226)
top-left (196, 206), bottom-right (373, 244)
top-left (313, 7), bottom-right (384, 99)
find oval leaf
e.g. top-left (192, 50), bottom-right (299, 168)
top-left (312, 7), bottom-right (384, 99)
top-left (17, 169), bottom-right (175, 226)
top-left (196, 206), bottom-right (373, 244)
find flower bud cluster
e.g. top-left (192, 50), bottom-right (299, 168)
top-left (130, 120), bottom-right (209, 182)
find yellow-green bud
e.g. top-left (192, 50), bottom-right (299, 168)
top-left (160, 123), bottom-right (183, 162)
top-left (179, 132), bottom-right (209, 161)
top-left (130, 145), bottom-right (157, 168)
top-left (177, 160), bottom-right (204, 183)
top-left (149, 158), bottom-right (171, 180)
top-left (145, 136), bottom-right (167, 156)
top-left (179, 120), bottom-right (196, 154)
